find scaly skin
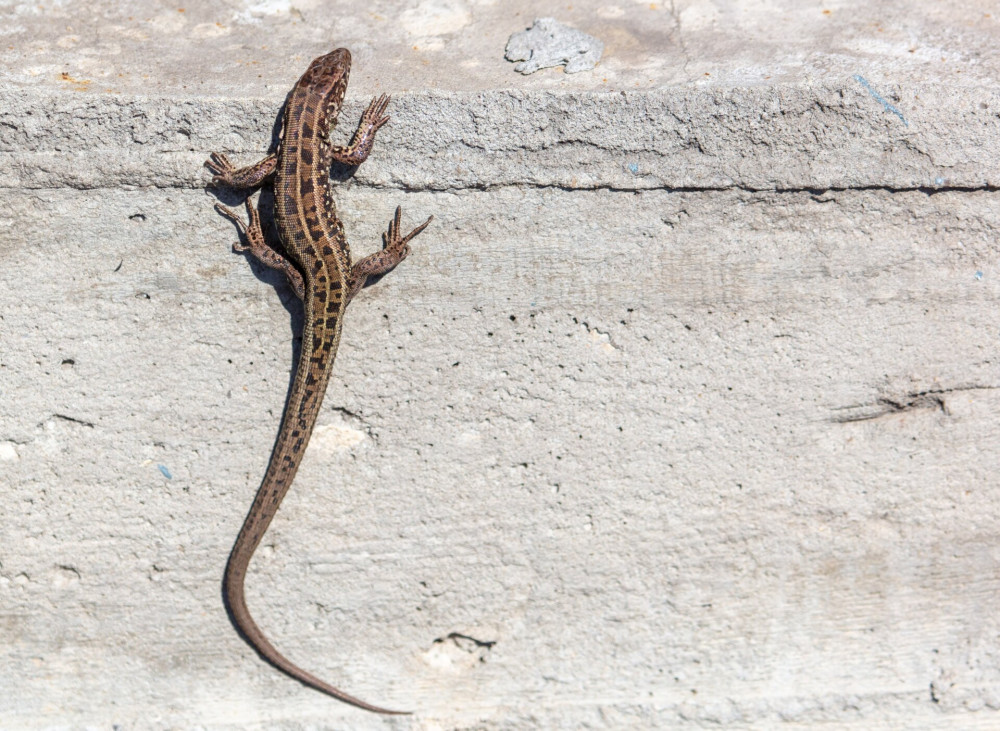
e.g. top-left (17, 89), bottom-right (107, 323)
top-left (205, 48), bottom-right (431, 715)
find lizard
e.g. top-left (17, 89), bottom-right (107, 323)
top-left (204, 47), bottom-right (431, 715)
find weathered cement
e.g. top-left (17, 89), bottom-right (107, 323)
top-left (2, 1), bottom-right (1000, 729)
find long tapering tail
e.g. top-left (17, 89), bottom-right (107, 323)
top-left (223, 552), bottom-right (410, 715)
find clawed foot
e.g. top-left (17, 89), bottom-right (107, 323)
top-left (213, 197), bottom-right (305, 301)
top-left (361, 94), bottom-right (392, 135)
top-left (213, 199), bottom-right (257, 252)
top-left (205, 152), bottom-right (238, 186)
top-left (204, 152), bottom-right (277, 189)
top-left (383, 205), bottom-right (433, 261)
top-left (346, 206), bottom-right (433, 301)
top-left (329, 95), bottom-right (394, 166)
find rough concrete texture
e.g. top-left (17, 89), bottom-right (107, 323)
top-left (2, 0), bottom-right (1000, 729)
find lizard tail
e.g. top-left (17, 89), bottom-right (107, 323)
top-left (223, 555), bottom-right (411, 715)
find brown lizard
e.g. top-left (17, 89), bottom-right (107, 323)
top-left (204, 48), bottom-right (431, 715)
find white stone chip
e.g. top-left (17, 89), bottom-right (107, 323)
top-left (505, 17), bottom-right (604, 75)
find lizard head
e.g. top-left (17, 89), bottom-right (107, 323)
top-left (298, 48), bottom-right (352, 128)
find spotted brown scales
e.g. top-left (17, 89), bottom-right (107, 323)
top-left (205, 48), bottom-right (432, 715)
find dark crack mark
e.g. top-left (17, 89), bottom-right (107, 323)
top-left (669, 0), bottom-right (692, 77)
top-left (433, 632), bottom-right (497, 652)
top-left (832, 385), bottom-right (998, 423)
top-left (52, 413), bottom-right (95, 428)
top-left (14, 180), bottom-right (1000, 195)
top-left (330, 405), bottom-right (361, 420)
top-left (404, 181), bottom-right (1000, 195)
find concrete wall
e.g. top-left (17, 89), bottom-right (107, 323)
top-left (2, 1), bottom-right (999, 728)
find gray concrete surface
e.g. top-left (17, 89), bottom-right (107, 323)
top-left (2, 1), bottom-right (1000, 729)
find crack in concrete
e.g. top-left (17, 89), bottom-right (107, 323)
top-left (7, 180), bottom-right (1000, 194)
top-left (51, 413), bottom-right (96, 428)
top-left (669, 0), bottom-right (693, 77)
top-left (831, 385), bottom-right (999, 423)
top-left (432, 632), bottom-right (497, 652)
top-left (417, 181), bottom-right (1000, 195)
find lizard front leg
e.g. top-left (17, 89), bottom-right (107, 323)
top-left (328, 95), bottom-right (391, 166)
top-left (346, 206), bottom-right (433, 301)
top-left (215, 197), bottom-right (306, 301)
top-left (205, 152), bottom-right (278, 189)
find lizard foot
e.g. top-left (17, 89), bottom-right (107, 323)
top-left (214, 197), bottom-right (305, 301)
top-left (205, 152), bottom-right (277, 189)
top-left (346, 206), bottom-right (433, 300)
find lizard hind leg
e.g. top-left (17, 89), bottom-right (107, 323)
top-left (346, 206), bottom-right (433, 301)
top-left (214, 197), bottom-right (306, 301)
